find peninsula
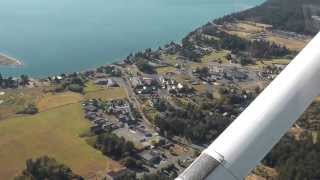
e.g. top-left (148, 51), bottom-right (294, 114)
top-left (0, 53), bottom-right (22, 66)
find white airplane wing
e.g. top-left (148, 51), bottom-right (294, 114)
top-left (176, 32), bottom-right (320, 180)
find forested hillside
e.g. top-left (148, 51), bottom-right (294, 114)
top-left (216, 0), bottom-right (320, 35)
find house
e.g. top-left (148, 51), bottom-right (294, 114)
top-left (94, 78), bottom-right (109, 85)
top-left (139, 150), bottom-right (161, 165)
top-left (84, 104), bottom-right (97, 112)
top-left (106, 78), bottom-right (118, 87)
top-left (130, 77), bottom-right (141, 87)
top-left (105, 168), bottom-right (134, 180)
top-left (85, 111), bottom-right (97, 120)
top-left (94, 78), bottom-right (118, 87)
top-left (90, 125), bottom-right (106, 134)
top-left (94, 73), bottom-right (108, 78)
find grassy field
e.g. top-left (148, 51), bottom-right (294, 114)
top-left (156, 66), bottom-right (177, 75)
top-left (84, 87), bottom-right (127, 101)
top-left (84, 81), bottom-right (104, 93)
top-left (36, 92), bottom-right (83, 112)
top-left (201, 50), bottom-right (229, 64)
top-left (236, 21), bottom-right (265, 33)
top-left (161, 54), bottom-right (180, 66)
top-left (0, 88), bottom-right (45, 120)
top-left (0, 103), bottom-right (122, 179)
top-left (248, 59), bottom-right (290, 70)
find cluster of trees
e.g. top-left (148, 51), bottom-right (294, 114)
top-left (155, 101), bottom-right (231, 144)
top-left (96, 65), bottom-right (122, 77)
top-left (135, 58), bottom-right (156, 74)
top-left (215, 0), bottom-right (320, 35)
top-left (263, 133), bottom-right (320, 180)
top-left (181, 36), bottom-right (208, 62)
top-left (298, 101), bottom-right (320, 131)
top-left (154, 85), bottom-right (259, 144)
top-left (141, 164), bottom-right (178, 180)
top-left (125, 48), bottom-right (161, 65)
top-left (93, 132), bottom-right (146, 170)
top-left (17, 104), bottom-right (39, 115)
top-left (52, 73), bottom-right (85, 93)
top-left (15, 156), bottom-right (83, 180)
top-left (120, 157), bottom-right (144, 170)
top-left (94, 132), bottom-right (135, 160)
top-left (0, 73), bottom-right (30, 88)
top-left (0, 73), bottom-right (18, 88)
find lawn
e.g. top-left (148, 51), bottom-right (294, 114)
top-left (36, 92), bottom-right (83, 112)
top-left (84, 87), bottom-right (127, 101)
top-left (0, 103), bottom-right (122, 179)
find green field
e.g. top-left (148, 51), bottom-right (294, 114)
top-left (201, 50), bottom-right (229, 64)
top-left (0, 103), bottom-right (122, 179)
top-left (84, 81), bottom-right (104, 93)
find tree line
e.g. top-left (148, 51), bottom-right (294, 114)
top-left (15, 156), bottom-right (83, 180)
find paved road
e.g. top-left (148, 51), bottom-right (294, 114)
top-left (114, 77), bottom-right (154, 130)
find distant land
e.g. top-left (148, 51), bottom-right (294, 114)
top-left (0, 53), bottom-right (22, 66)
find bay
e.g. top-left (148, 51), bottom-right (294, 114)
top-left (0, 0), bottom-right (263, 77)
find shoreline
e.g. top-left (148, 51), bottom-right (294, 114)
top-left (0, 52), bottom-right (23, 67)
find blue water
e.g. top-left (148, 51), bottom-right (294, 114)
top-left (0, 0), bottom-right (263, 77)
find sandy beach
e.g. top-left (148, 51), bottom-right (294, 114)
top-left (0, 53), bottom-right (22, 66)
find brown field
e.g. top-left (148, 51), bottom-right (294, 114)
top-left (156, 66), bottom-right (177, 75)
top-left (236, 21), bottom-right (265, 33)
top-left (248, 59), bottom-right (290, 70)
top-left (193, 84), bottom-right (208, 94)
top-left (0, 103), bottom-right (122, 179)
top-left (246, 174), bottom-right (266, 180)
top-left (84, 87), bottom-right (127, 100)
top-left (227, 30), bottom-right (252, 39)
top-left (267, 33), bottom-right (309, 51)
top-left (36, 92), bottom-right (83, 111)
